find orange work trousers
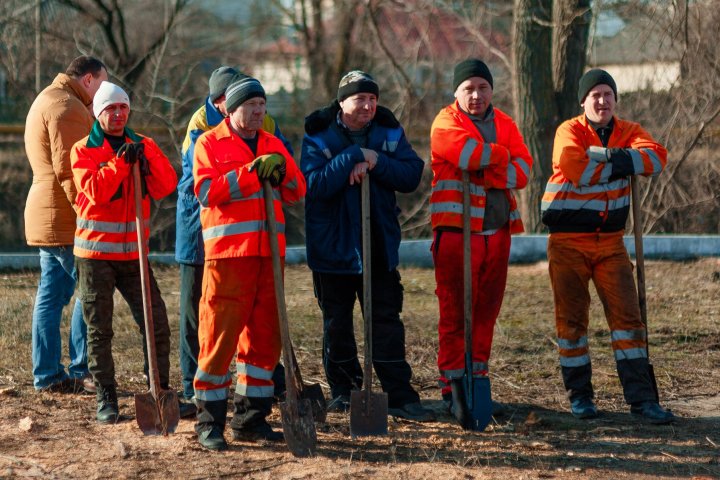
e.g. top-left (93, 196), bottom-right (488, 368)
top-left (193, 257), bottom-right (282, 402)
top-left (433, 227), bottom-right (511, 397)
top-left (548, 232), bottom-right (647, 361)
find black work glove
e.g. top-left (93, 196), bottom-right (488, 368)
top-left (117, 142), bottom-right (145, 165)
top-left (607, 147), bottom-right (635, 180)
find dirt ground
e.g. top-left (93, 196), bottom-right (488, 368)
top-left (0, 259), bottom-right (719, 479)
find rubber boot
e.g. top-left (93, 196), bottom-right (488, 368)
top-left (195, 398), bottom-right (228, 451)
top-left (96, 384), bottom-right (119, 424)
top-left (230, 395), bottom-right (283, 442)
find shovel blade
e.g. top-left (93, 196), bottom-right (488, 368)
top-left (349, 389), bottom-right (388, 437)
top-left (300, 383), bottom-right (327, 423)
top-left (279, 398), bottom-right (317, 457)
top-left (466, 375), bottom-right (492, 431)
top-left (134, 389), bottom-right (180, 436)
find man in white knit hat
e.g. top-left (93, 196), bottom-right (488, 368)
top-left (71, 81), bottom-right (178, 424)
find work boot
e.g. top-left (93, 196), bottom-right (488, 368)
top-left (630, 401), bottom-right (675, 425)
top-left (389, 402), bottom-right (436, 422)
top-left (195, 398), bottom-right (228, 451)
top-left (570, 397), bottom-right (598, 419)
top-left (81, 375), bottom-right (97, 394)
top-left (96, 384), bottom-right (119, 424)
top-left (449, 379), bottom-right (470, 429)
top-left (231, 420), bottom-right (284, 442)
top-left (327, 394), bottom-right (351, 413)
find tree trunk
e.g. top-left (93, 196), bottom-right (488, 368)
top-left (513, 0), bottom-right (556, 232)
top-left (553, 0), bottom-right (591, 121)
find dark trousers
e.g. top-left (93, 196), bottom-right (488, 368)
top-left (313, 268), bottom-right (419, 408)
top-left (179, 263), bottom-right (202, 399)
top-left (76, 257), bottom-right (170, 388)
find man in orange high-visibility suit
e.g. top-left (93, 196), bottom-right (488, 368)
top-left (430, 59), bottom-right (533, 423)
top-left (541, 69), bottom-right (674, 424)
top-left (72, 81), bottom-right (178, 424)
top-left (192, 76), bottom-right (306, 451)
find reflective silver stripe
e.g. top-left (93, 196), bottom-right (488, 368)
top-left (195, 367), bottom-right (232, 386)
top-left (541, 198), bottom-right (607, 211)
top-left (479, 143), bottom-right (492, 168)
top-left (74, 237), bottom-right (137, 253)
top-left (543, 182), bottom-right (564, 193)
top-left (442, 369), bottom-right (465, 380)
top-left (557, 336), bottom-right (588, 350)
top-left (458, 138), bottom-right (478, 170)
top-left (614, 348), bottom-right (648, 361)
top-left (509, 209), bottom-right (521, 221)
top-left (202, 220), bottom-right (285, 241)
top-left (579, 161), bottom-right (600, 187)
top-left (322, 147), bottom-right (332, 159)
top-left (545, 179), bottom-right (627, 195)
top-left (194, 388), bottom-right (228, 401)
top-left (599, 162), bottom-right (613, 183)
top-left (506, 163), bottom-right (517, 189)
top-left (236, 362), bottom-right (273, 381)
top-left (472, 361), bottom-right (488, 372)
top-left (76, 218), bottom-right (137, 233)
top-left (608, 195), bottom-right (630, 211)
top-left (235, 383), bottom-right (274, 397)
top-left (514, 157), bottom-right (531, 178)
top-left (430, 201), bottom-right (484, 218)
top-left (433, 180), bottom-right (486, 196)
top-left (587, 146), bottom-right (608, 163)
top-left (227, 170), bottom-right (242, 200)
top-left (559, 354), bottom-right (591, 367)
top-left (198, 179), bottom-right (211, 207)
top-left (642, 148), bottom-right (663, 174)
top-left (629, 149), bottom-right (644, 174)
top-left (611, 329), bottom-right (646, 342)
top-left (383, 140), bottom-right (398, 152)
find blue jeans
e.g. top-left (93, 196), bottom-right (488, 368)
top-left (32, 246), bottom-right (88, 389)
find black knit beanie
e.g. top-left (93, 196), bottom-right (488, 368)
top-left (208, 66), bottom-right (239, 102)
top-left (453, 59), bottom-right (493, 91)
top-left (225, 77), bottom-right (266, 113)
top-left (337, 70), bottom-right (379, 102)
top-left (578, 69), bottom-right (617, 104)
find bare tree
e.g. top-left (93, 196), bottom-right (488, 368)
top-left (512, 0), bottom-right (591, 232)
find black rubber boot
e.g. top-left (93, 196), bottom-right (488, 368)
top-left (96, 384), bottom-right (119, 424)
top-left (230, 395), bottom-right (282, 442)
top-left (195, 399), bottom-right (228, 451)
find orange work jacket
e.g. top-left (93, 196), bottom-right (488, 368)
top-left (541, 115), bottom-right (667, 233)
top-left (71, 122), bottom-right (178, 260)
top-left (430, 101), bottom-right (533, 234)
top-left (193, 118), bottom-right (306, 260)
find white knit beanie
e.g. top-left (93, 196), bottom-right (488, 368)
top-left (93, 81), bottom-right (130, 118)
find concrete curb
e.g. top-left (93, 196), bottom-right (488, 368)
top-left (3, 235), bottom-right (718, 270)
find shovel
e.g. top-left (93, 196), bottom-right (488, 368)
top-left (349, 175), bottom-right (389, 437)
top-left (262, 180), bottom-right (317, 457)
top-left (131, 161), bottom-right (180, 435)
top-left (630, 177), bottom-right (660, 402)
top-left (289, 341), bottom-right (327, 423)
top-left (450, 171), bottom-right (492, 431)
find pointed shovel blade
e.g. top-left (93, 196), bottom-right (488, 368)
top-left (349, 389), bottom-right (388, 437)
top-left (279, 398), bottom-right (317, 457)
top-left (134, 389), bottom-right (180, 435)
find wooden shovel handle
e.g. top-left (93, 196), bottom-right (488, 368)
top-left (361, 175), bottom-right (373, 394)
top-left (132, 162), bottom-right (161, 399)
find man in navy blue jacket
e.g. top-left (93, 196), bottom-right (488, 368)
top-left (301, 70), bottom-right (434, 421)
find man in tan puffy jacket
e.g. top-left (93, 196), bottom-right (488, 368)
top-left (24, 55), bottom-right (107, 393)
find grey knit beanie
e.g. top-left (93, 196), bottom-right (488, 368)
top-left (337, 70), bottom-right (379, 102)
top-left (225, 77), bottom-right (266, 113)
top-left (208, 66), bottom-right (239, 102)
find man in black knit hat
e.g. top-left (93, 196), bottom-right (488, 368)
top-left (301, 70), bottom-right (434, 421)
top-left (541, 68), bottom-right (674, 424)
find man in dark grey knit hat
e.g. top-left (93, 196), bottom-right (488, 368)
top-left (175, 67), bottom-right (292, 419)
top-left (301, 70), bottom-right (434, 422)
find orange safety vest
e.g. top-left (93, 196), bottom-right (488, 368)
top-left (429, 101), bottom-right (533, 234)
top-left (541, 115), bottom-right (667, 233)
top-left (193, 118), bottom-right (305, 260)
top-left (71, 123), bottom-right (178, 260)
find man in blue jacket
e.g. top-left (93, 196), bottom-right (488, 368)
top-left (301, 70), bottom-right (434, 421)
top-left (175, 66), bottom-right (292, 416)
